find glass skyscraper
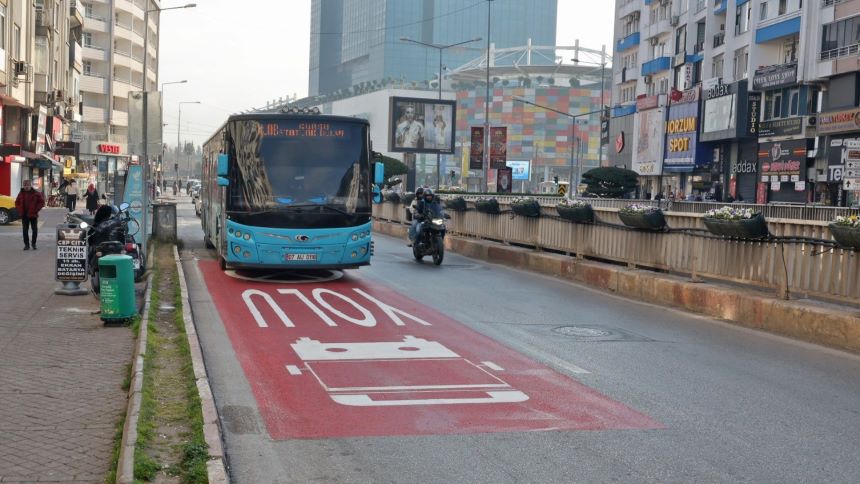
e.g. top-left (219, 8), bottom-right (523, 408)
top-left (309, 0), bottom-right (558, 96)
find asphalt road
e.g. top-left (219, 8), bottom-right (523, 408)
top-left (176, 197), bottom-right (860, 484)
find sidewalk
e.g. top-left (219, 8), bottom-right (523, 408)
top-left (0, 208), bottom-right (134, 482)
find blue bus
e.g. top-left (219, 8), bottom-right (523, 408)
top-left (201, 109), bottom-right (384, 270)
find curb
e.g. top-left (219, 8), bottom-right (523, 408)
top-left (174, 246), bottom-right (229, 483)
top-left (116, 272), bottom-right (152, 484)
top-left (374, 220), bottom-right (860, 354)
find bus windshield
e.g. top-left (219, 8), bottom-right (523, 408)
top-left (226, 118), bottom-right (370, 228)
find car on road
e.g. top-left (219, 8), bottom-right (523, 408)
top-left (0, 195), bottom-right (19, 225)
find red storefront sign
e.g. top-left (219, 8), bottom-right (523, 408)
top-left (98, 143), bottom-right (121, 154)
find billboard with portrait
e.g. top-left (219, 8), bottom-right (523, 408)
top-left (632, 107), bottom-right (666, 176)
top-left (389, 97), bottom-right (456, 154)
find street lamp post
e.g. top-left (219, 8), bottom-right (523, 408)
top-left (158, 80), bottom-right (187, 189)
top-left (485, 0), bottom-right (493, 192)
top-left (571, 53), bottom-right (610, 166)
top-left (178, 101), bottom-right (201, 180)
top-left (399, 36), bottom-right (481, 188)
top-left (513, 97), bottom-right (605, 198)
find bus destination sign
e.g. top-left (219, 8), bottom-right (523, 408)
top-left (263, 122), bottom-right (347, 139)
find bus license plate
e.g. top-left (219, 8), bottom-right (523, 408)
top-left (285, 253), bottom-right (317, 261)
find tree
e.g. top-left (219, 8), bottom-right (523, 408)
top-left (581, 167), bottom-right (639, 198)
top-left (375, 154), bottom-right (407, 188)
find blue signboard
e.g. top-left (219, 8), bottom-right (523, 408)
top-left (506, 160), bottom-right (531, 181)
top-left (123, 165), bottom-right (146, 253)
top-left (664, 91), bottom-right (708, 173)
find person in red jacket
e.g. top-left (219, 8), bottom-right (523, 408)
top-left (15, 179), bottom-right (45, 250)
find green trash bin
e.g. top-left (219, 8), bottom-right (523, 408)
top-left (99, 255), bottom-right (136, 323)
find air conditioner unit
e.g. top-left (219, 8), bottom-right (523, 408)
top-left (670, 15), bottom-right (680, 26)
top-left (806, 115), bottom-right (817, 127)
top-left (55, 89), bottom-right (64, 100)
top-left (643, 75), bottom-right (653, 84)
top-left (650, 37), bottom-right (659, 46)
top-left (13, 61), bottom-right (31, 78)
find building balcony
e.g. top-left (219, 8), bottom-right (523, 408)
top-left (715, 0), bottom-right (727, 14)
top-left (115, 0), bottom-right (145, 18)
top-left (755, 14), bottom-right (801, 44)
top-left (645, 19), bottom-right (671, 40)
top-left (641, 57), bottom-right (672, 76)
top-left (83, 14), bottom-right (108, 33)
top-left (81, 74), bottom-right (108, 94)
top-left (713, 32), bottom-right (726, 48)
top-left (618, 0), bottom-right (640, 19)
top-left (83, 45), bottom-right (109, 61)
top-left (70, 42), bottom-right (83, 73)
top-left (617, 32), bottom-right (641, 52)
top-left (113, 49), bottom-right (143, 72)
top-left (112, 110), bottom-right (129, 127)
top-left (70, 1), bottom-right (84, 28)
top-left (112, 79), bottom-right (138, 98)
top-left (614, 66), bottom-right (640, 85)
top-left (821, 42), bottom-right (860, 61)
top-left (82, 106), bottom-right (107, 124)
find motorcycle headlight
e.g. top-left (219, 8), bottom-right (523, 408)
top-left (431, 218), bottom-right (444, 225)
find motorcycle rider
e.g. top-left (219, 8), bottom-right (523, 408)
top-left (407, 187), bottom-right (424, 246)
top-left (408, 187), bottom-right (441, 246)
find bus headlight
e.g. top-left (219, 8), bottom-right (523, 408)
top-left (243, 233), bottom-right (251, 241)
top-left (351, 234), bottom-right (358, 241)
top-left (243, 251), bottom-right (251, 258)
top-left (232, 245), bottom-right (241, 255)
top-left (235, 231), bottom-right (242, 238)
top-left (359, 246), bottom-right (367, 255)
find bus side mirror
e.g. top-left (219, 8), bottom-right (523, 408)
top-left (372, 185), bottom-right (382, 204)
top-left (217, 154), bottom-right (229, 177)
top-left (217, 177), bottom-right (230, 187)
top-left (374, 162), bottom-right (384, 185)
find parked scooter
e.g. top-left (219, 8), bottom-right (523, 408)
top-left (77, 203), bottom-right (145, 293)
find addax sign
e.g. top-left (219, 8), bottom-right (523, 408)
top-left (200, 264), bottom-right (660, 439)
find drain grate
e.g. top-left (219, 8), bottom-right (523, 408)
top-left (552, 325), bottom-right (653, 342)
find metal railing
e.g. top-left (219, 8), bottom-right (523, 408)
top-left (713, 32), bottom-right (725, 48)
top-left (820, 42), bottom-right (860, 61)
top-left (375, 201), bottom-right (860, 303)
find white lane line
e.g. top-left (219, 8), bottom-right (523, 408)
top-left (285, 365), bottom-right (302, 375)
top-left (482, 361), bottom-right (504, 371)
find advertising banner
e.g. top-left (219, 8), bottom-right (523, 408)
top-left (506, 160), bottom-right (530, 181)
top-left (55, 225), bottom-right (87, 282)
top-left (817, 108), bottom-right (860, 135)
top-left (632, 108), bottom-right (665, 176)
top-left (469, 127), bottom-right (484, 170)
top-left (389, 97), bottom-right (456, 154)
top-left (747, 92), bottom-right (761, 137)
top-left (36, 106), bottom-right (47, 155)
top-left (759, 117), bottom-right (803, 138)
top-left (664, 88), bottom-right (700, 173)
top-left (496, 167), bottom-right (513, 193)
top-left (752, 63), bottom-right (797, 91)
top-left (758, 139), bottom-right (807, 182)
top-left (489, 127), bottom-right (507, 169)
top-left (122, 165), bottom-right (146, 255)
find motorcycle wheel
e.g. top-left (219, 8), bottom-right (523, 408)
top-left (412, 243), bottom-right (423, 262)
top-left (432, 236), bottom-right (444, 265)
top-left (91, 268), bottom-right (100, 294)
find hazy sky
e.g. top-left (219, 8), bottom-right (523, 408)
top-left (158, 0), bottom-right (615, 147)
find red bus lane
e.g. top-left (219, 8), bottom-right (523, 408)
top-left (199, 261), bottom-right (662, 439)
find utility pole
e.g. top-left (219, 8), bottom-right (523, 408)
top-left (484, 0), bottom-right (493, 192)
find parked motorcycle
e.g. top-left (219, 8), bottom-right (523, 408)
top-left (411, 204), bottom-right (449, 266)
top-left (78, 203), bottom-right (145, 293)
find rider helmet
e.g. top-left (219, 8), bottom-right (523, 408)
top-left (415, 187), bottom-right (424, 198)
top-left (422, 188), bottom-right (434, 203)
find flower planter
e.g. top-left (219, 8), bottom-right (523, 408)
top-left (511, 200), bottom-right (541, 217)
top-left (475, 198), bottom-right (501, 214)
top-left (830, 223), bottom-right (860, 250)
top-left (384, 191), bottom-right (401, 203)
top-left (556, 205), bottom-right (594, 223)
top-left (619, 210), bottom-right (666, 230)
top-left (444, 197), bottom-right (467, 212)
top-left (703, 213), bottom-right (769, 239)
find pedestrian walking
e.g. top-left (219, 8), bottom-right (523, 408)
top-left (172, 180), bottom-right (178, 196)
top-left (15, 179), bottom-right (45, 250)
top-left (64, 179), bottom-right (79, 212)
top-left (84, 183), bottom-right (100, 215)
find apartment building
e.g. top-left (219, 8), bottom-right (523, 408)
top-left (0, 0), bottom-right (85, 198)
top-left (80, 0), bottom-right (158, 195)
top-left (610, 0), bottom-right (857, 206)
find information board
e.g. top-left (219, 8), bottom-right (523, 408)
top-left (56, 225), bottom-right (88, 282)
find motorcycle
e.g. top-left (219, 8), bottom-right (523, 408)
top-left (411, 204), bottom-right (449, 266)
top-left (78, 203), bottom-right (145, 293)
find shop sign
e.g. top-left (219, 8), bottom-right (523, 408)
top-left (752, 63), bottom-right (797, 91)
top-left (759, 117), bottom-right (803, 138)
top-left (747, 92), bottom-right (761, 137)
top-left (56, 225), bottom-right (87, 282)
top-left (636, 95), bottom-right (660, 111)
top-left (671, 86), bottom-right (700, 105)
top-left (664, 95), bottom-right (701, 172)
top-left (632, 107), bottom-right (665, 176)
top-left (818, 108), bottom-right (860, 135)
top-left (36, 106), bottom-right (48, 154)
top-left (98, 143), bottom-right (121, 154)
top-left (758, 139), bottom-right (807, 181)
top-left (705, 82), bottom-right (731, 100)
top-left (731, 159), bottom-right (757, 174)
